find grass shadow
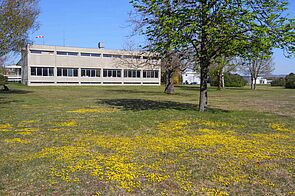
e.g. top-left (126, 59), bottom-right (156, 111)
top-left (175, 85), bottom-right (200, 91)
top-left (0, 89), bottom-right (34, 94)
top-left (98, 99), bottom-right (197, 111)
top-left (98, 98), bottom-right (229, 113)
top-left (104, 89), bottom-right (164, 95)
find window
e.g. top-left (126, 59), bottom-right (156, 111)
top-left (31, 67), bottom-right (36, 75)
top-left (81, 68), bottom-right (100, 77)
top-left (91, 53), bottom-right (101, 57)
top-left (133, 56), bottom-right (141, 59)
top-left (122, 55), bottom-right (141, 59)
top-left (103, 69), bottom-right (121, 78)
top-left (123, 55), bottom-right (133, 59)
top-left (81, 53), bottom-right (101, 57)
top-left (68, 52), bottom-right (79, 56)
top-left (30, 50), bottom-right (42, 54)
top-left (30, 50), bottom-right (54, 54)
top-left (31, 67), bottom-right (54, 76)
top-left (57, 51), bottom-right (78, 56)
top-left (103, 54), bottom-right (113, 58)
top-left (57, 68), bottom-right (78, 77)
top-left (112, 54), bottom-right (122, 58)
top-left (124, 70), bottom-right (141, 78)
top-left (143, 70), bottom-right (159, 78)
top-left (81, 53), bottom-right (91, 56)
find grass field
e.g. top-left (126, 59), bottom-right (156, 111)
top-left (0, 84), bottom-right (294, 195)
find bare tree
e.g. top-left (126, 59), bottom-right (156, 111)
top-left (240, 55), bottom-right (274, 90)
top-left (162, 49), bottom-right (194, 94)
top-left (0, 0), bottom-right (39, 56)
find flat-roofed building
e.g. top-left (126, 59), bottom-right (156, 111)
top-left (3, 64), bottom-right (22, 82)
top-left (20, 44), bottom-right (161, 86)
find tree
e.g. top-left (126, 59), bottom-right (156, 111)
top-left (0, 0), bottom-right (39, 56)
top-left (0, 56), bottom-right (5, 74)
top-left (285, 73), bottom-right (295, 89)
top-left (239, 54), bottom-right (274, 90)
top-left (210, 56), bottom-right (238, 90)
top-left (162, 49), bottom-right (193, 94)
top-left (130, 0), bottom-right (294, 111)
top-left (224, 73), bottom-right (247, 87)
top-left (0, 74), bottom-right (8, 91)
top-left (129, 1), bottom-right (193, 94)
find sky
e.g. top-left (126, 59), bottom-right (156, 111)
top-left (13, 0), bottom-right (295, 74)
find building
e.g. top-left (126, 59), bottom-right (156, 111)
top-left (182, 70), bottom-right (200, 85)
top-left (3, 64), bottom-right (22, 82)
top-left (20, 44), bottom-right (161, 86)
top-left (256, 77), bottom-right (268, 84)
top-left (242, 76), bottom-right (269, 85)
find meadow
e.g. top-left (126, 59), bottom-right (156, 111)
top-left (0, 84), bottom-right (294, 195)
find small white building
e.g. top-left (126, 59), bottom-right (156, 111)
top-left (4, 64), bottom-right (22, 82)
top-left (255, 77), bottom-right (268, 84)
top-left (243, 76), bottom-right (269, 85)
top-left (182, 71), bottom-right (200, 85)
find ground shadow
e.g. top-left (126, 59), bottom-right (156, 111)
top-left (98, 98), bottom-right (229, 113)
top-left (175, 85), bottom-right (200, 91)
top-left (98, 99), bottom-right (197, 111)
top-left (0, 89), bottom-right (34, 94)
top-left (104, 89), bottom-right (164, 95)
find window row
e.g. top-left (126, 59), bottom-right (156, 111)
top-left (30, 67), bottom-right (159, 78)
top-left (57, 68), bottom-right (78, 77)
top-left (81, 68), bottom-right (100, 77)
top-left (31, 67), bottom-right (54, 76)
top-left (56, 51), bottom-right (79, 56)
top-left (30, 50), bottom-right (157, 60)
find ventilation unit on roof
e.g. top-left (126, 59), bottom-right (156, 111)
top-left (98, 42), bottom-right (104, 49)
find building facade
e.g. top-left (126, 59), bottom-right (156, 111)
top-left (20, 44), bottom-right (161, 86)
top-left (4, 64), bottom-right (22, 82)
top-left (182, 70), bottom-right (201, 85)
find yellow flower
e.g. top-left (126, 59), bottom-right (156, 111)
top-left (4, 138), bottom-right (30, 144)
top-left (0, 123), bottom-right (12, 129)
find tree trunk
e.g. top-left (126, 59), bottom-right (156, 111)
top-left (164, 70), bottom-right (174, 94)
top-left (221, 68), bottom-right (225, 88)
top-left (217, 71), bottom-right (222, 90)
top-left (199, 65), bottom-right (209, 111)
top-left (199, 0), bottom-right (209, 112)
top-left (253, 77), bottom-right (257, 90)
top-left (250, 76), bottom-right (254, 90)
top-left (3, 85), bottom-right (9, 91)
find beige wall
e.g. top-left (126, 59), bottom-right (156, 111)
top-left (23, 44), bottom-right (161, 86)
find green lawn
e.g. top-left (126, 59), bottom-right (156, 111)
top-left (0, 84), bottom-right (294, 195)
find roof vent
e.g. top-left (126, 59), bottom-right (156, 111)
top-left (98, 42), bottom-right (104, 49)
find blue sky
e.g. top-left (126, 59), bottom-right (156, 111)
top-left (25, 0), bottom-right (295, 74)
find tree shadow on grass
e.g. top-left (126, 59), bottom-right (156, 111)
top-left (98, 98), bottom-right (229, 113)
top-left (103, 89), bottom-right (164, 96)
top-left (175, 85), bottom-right (200, 91)
top-left (0, 89), bottom-right (34, 94)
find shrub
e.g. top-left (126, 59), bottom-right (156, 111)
top-left (209, 73), bottom-right (247, 87)
top-left (285, 73), bottom-right (295, 89)
top-left (209, 74), bottom-right (219, 86)
top-left (271, 78), bottom-right (285, 86)
top-left (224, 73), bottom-right (247, 87)
top-left (0, 74), bottom-right (9, 91)
top-left (0, 74), bottom-right (7, 86)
